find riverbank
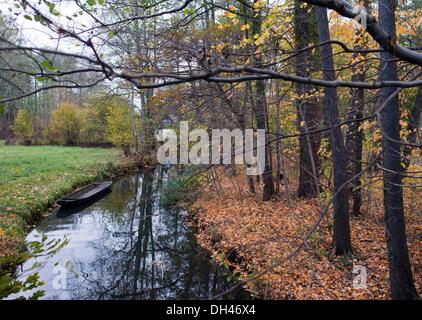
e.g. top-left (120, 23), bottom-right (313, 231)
top-left (0, 144), bottom-right (145, 265)
top-left (191, 169), bottom-right (422, 299)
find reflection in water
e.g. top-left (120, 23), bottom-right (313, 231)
top-left (15, 167), bottom-right (247, 300)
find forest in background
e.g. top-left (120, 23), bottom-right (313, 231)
top-left (0, 0), bottom-right (421, 300)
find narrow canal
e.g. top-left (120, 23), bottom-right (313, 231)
top-left (14, 167), bottom-right (248, 300)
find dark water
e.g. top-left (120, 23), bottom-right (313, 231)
top-left (14, 167), bottom-right (247, 300)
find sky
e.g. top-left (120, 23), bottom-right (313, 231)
top-left (0, 0), bottom-right (137, 105)
top-left (0, 0), bottom-right (94, 53)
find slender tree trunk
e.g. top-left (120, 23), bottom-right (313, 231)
top-left (274, 80), bottom-right (281, 193)
top-left (345, 22), bottom-right (367, 216)
top-left (275, 80), bottom-right (292, 204)
top-left (316, 7), bottom-right (352, 256)
top-left (131, 86), bottom-right (139, 153)
top-left (209, 0), bottom-right (215, 23)
top-left (294, 2), bottom-right (322, 198)
top-left (251, 0), bottom-right (274, 200)
top-left (133, 2), bottom-right (155, 153)
top-left (244, 83), bottom-right (256, 194)
top-left (378, 0), bottom-right (418, 300)
top-left (351, 85), bottom-right (364, 217)
top-left (403, 87), bottom-right (422, 169)
top-left (255, 80), bottom-right (275, 200)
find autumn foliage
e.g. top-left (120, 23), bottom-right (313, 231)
top-left (106, 97), bottom-right (141, 156)
top-left (192, 168), bottom-right (421, 299)
top-left (12, 109), bottom-right (33, 145)
top-left (50, 102), bottom-right (81, 146)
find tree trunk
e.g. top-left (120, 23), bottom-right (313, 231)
top-left (378, 0), bottom-right (418, 300)
top-left (131, 85), bottom-right (139, 153)
top-left (255, 79), bottom-right (275, 200)
top-left (275, 80), bottom-right (292, 203)
top-left (244, 82), bottom-right (256, 194)
top-left (274, 80), bottom-right (281, 193)
top-left (294, 2), bottom-right (322, 198)
top-left (350, 82), bottom-right (364, 217)
top-left (251, 0), bottom-right (274, 200)
top-left (316, 7), bottom-right (352, 256)
top-left (345, 23), bottom-right (367, 216)
top-left (403, 87), bottom-right (422, 169)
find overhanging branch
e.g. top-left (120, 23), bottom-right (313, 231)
top-left (301, 0), bottom-right (422, 66)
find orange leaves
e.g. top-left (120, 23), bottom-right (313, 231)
top-left (192, 168), bottom-right (421, 299)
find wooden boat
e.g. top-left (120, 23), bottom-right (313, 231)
top-left (56, 180), bottom-right (112, 207)
top-left (56, 199), bottom-right (102, 218)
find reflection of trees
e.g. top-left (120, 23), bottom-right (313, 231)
top-left (100, 176), bottom-right (139, 217)
top-left (62, 167), bottom-right (246, 300)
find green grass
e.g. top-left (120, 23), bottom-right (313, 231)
top-left (0, 143), bottom-right (123, 247)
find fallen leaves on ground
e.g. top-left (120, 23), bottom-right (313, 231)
top-left (191, 170), bottom-right (421, 300)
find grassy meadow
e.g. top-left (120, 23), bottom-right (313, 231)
top-left (0, 142), bottom-right (124, 258)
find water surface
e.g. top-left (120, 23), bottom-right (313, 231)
top-left (15, 168), bottom-right (247, 300)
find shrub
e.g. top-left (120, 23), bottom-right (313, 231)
top-left (49, 102), bottom-right (81, 145)
top-left (106, 97), bottom-right (140, 156)
top-left (79, 96), bottom-right (109, 145)
top-left (12, 109), bottom-right (34, 145)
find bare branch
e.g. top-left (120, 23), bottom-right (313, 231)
top-left (301, 0), bottom-right (422, 66)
